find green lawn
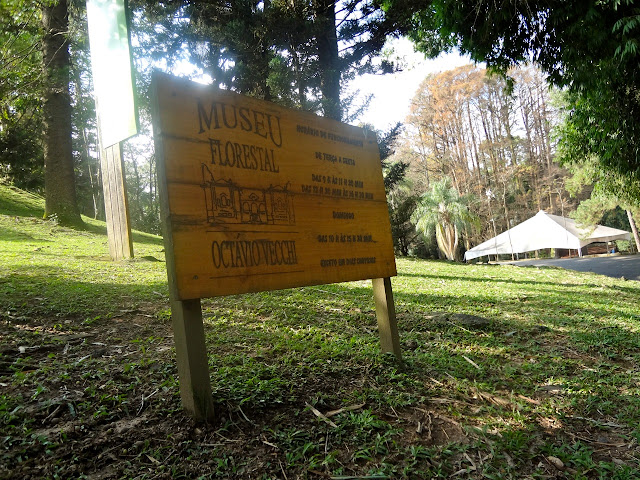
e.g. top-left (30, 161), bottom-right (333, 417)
top-left (1, 184), bottom-right (639, 479)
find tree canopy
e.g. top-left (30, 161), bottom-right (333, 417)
top-left (1, 0), bottom-right (418, 228)
top-left (388, 0), bottom-right (640, 202)
top-left (0, 1), bottom-right (45, 192)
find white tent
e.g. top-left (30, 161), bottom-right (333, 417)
top-left (464, 210), bottom-right (631, 261)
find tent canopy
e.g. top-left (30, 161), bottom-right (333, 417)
top-left (464, 210), bottom-right (630, 261)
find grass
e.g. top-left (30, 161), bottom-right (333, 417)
top-left (1, 183), bottom-right (639, 479)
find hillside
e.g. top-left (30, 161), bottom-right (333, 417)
top-left (0, 183), bottom-right (45, 218)
top-left (1, 184), bottom-right (639, 479)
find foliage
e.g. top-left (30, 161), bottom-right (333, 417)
top-left (2, 0), bottom-right (420, 233)
top-left (122, 138), bottom-right (161, 234)
top-left (0, 1), bottom-right (45, 192)
top-left (67, 2), bottom-right (103, 220)
top-left (377, 122), bottom-right (420, 256)
top-left (131, 0), bottom-right (416, 121)
top-left (387, 180), bottom-right (418, 256)
top-left (396, 0), bottom-right (638, 88)
top-left (2, 185), bottom-right (640, 478)
top-left (411, 177), bottom-right (477, 260)
top-left (556, 151), bottom-right (640, 250)
top-left (390, 0), bottom-right (640, 202)
top-left (396, 64), bottom-right (571, 253)
top-left (556, 85), bottom-right (640, 205)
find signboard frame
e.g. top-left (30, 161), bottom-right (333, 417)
top-left (151, 72), bottom-right (400, 420)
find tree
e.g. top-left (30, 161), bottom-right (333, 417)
top-left (41, 0), bottom-right (82, 226)
top-left (2, 1), bottom-right (99, 222)
top-left (374, 122), bottom-right (420, 256)
top-left (132, 0), bottom-right (418, 120)
top-left (0, 1), bottom-right (45, 192)
top-left (388, 0), bottom-right (640, 201)
top-left (385, 162), bottom-right (418, 256)
top-left (399, 64), bottom-right (567, 250)
top-left (68, 2), bottom-right (103, 220)
top-left (555, 84), bottom-right (640, 203)
top-left (411, 177), bottom-right (477, 261)
top-left (562, 155), bottom-right (640, 252)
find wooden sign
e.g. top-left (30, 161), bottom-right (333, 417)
top-left (152, 73), bottom-right (397, 300)
top-left (151, 72), bottom-right (401, 420)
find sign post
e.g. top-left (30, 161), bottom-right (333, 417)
top-left (372, 277), bottom-right (401, 359)
top-left (86, 0), bottom-right (139, 260)
top-left (99, 142), bottom-right (134, 260)
top-left (151, 72), bottom-right (400, 420)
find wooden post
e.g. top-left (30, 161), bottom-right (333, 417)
top-left (100, 142), bottom-right (133, 260)
top-left (372, 277), bottom-right (401, 360)
top-left (170, 298), bottom-right (215, 422)
top-left (151, 86), bottom-right (214, 421)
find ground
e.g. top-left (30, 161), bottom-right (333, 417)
top-left (3, 295), bottom-right (638, 479)
top-left (1, 190), bottom-right (639, 479)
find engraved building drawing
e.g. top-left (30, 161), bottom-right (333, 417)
top-left (201, 164), bottom-right (295, 226)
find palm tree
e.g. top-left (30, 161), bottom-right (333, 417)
top-left (411, 177), bottom-right (477, 261)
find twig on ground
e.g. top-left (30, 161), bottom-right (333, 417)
top-left (325, 403), bottom-right (365, 418)
top-left (330, 476), bottom-right (389, 480)
top-left (279, 460), bottom-right (288, 480)
top-left (568, 416), bottom-right (626, 429)
top-left (237, 404), bottom-right (253, 424)
top-left (261, 435), bottom-right (279, 449)
top-left (452, 466), bottom-right (476, 477)
top-left (213, 431), bottom-right (241, 442)
top-left (305, 402), bottom-right (338, 428)
top-left (462, 355), bottom-right (481, 370)
top-left (44, 404), bottom-right (62, 423)
top-left (517, 394), bottom-right (540, 405)
top-left (137, 389), bottom-right (159, 415)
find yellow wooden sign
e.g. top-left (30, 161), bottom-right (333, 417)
top-left (152, 73), bottom-right (397, 300)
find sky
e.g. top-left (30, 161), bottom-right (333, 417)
top-left (346, 38), bottom-right (473, 132)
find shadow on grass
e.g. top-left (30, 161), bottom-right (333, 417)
top-left (0, 226), bottom-right (52, 243)
top-left (4, 266), bottom-right (640, 465)
top-left (3, 257), bottom-right (640, 479)
top-left (0, 270), bottom-right (169, 318)
top-left (195, 284), bottom-right (640, 430)
top-left (80, 221), bottom-right (164, 247)
top-left (398, 270), bottom-right (606, 290)
top-left (4, 260), bottom-right (634, 339)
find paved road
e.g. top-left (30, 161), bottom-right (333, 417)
top-left (503, 255), bottom-right (640, 281)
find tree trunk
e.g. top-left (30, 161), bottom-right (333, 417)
top-left (315, 0), bottom-right (341, 120)
top-left (42, 0), bottom-right (82, 226)
top-left (626, 209), bottom-right (640, 253)
top-left (290, 42), bottom-right (307, 110)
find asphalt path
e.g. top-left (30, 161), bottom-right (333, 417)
top-left (503, 255), bottom-right (640, 281)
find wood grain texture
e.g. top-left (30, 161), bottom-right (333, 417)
top-left (372, 277), bottom-right (401, 360)
top-left (152, 72), bottom-right (396, 300)
top-left (170, 298), bottom-right (215, 421)
top-left (100, 142), bottom-right (133, 260)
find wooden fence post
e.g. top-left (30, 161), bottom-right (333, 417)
top-left (372, 277), bottom-right (401, 360)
